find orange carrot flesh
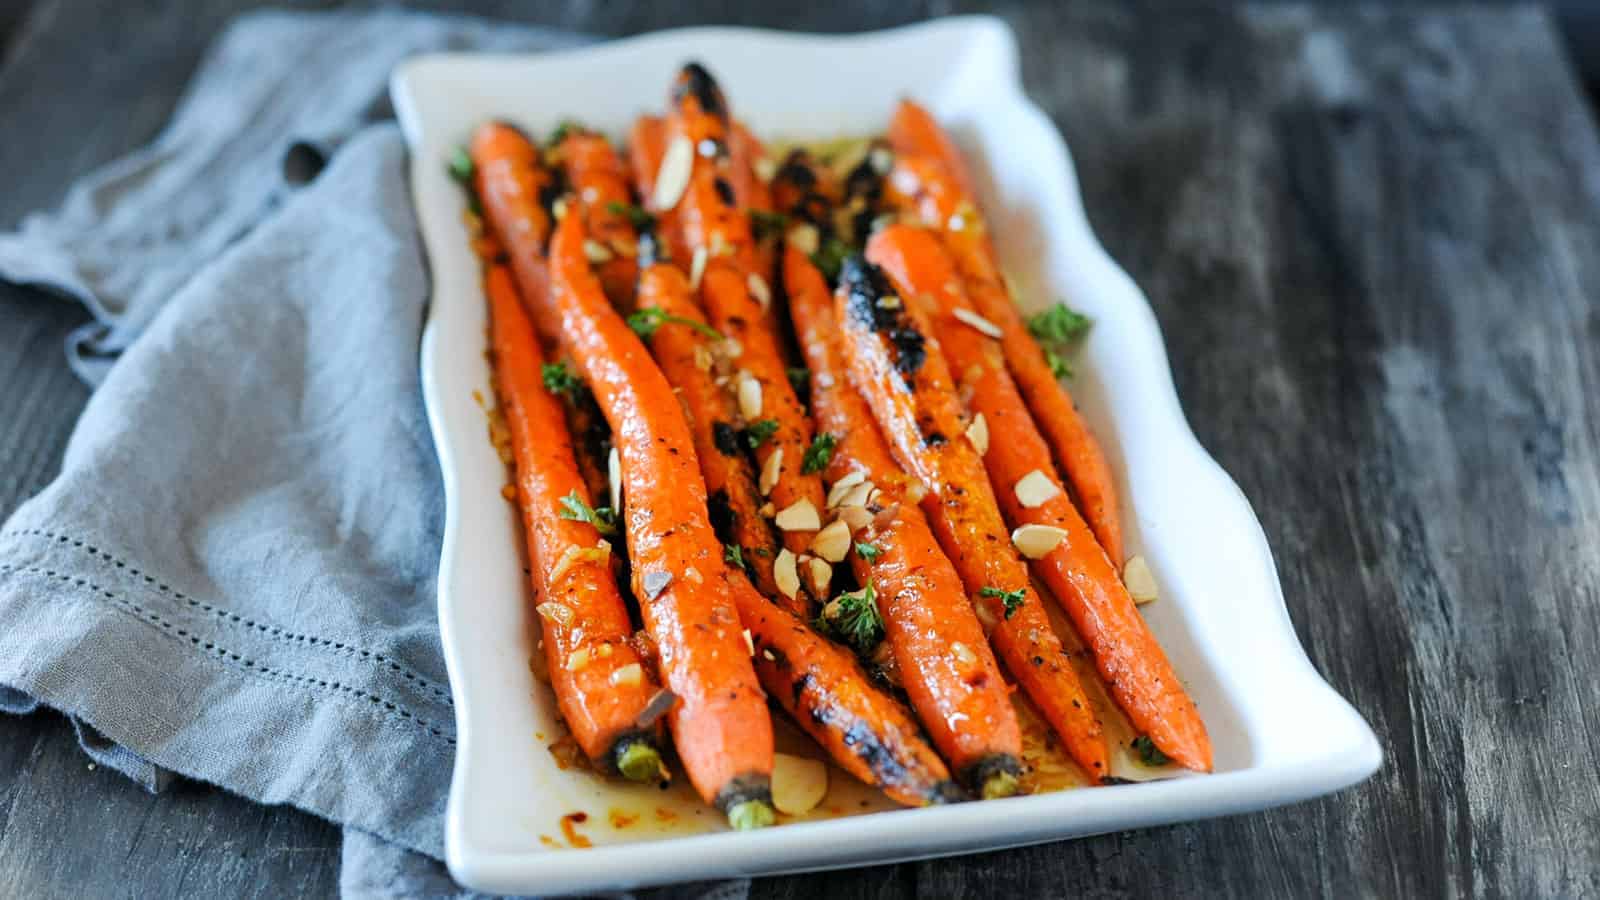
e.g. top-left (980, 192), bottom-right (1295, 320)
top-left (548, 211), bottom-right (774, 818)
top-left (471, 122), bottom-right (560, 339)
top-left (634, 263), bottom-right (785, 606)
top-left (831, 255), bottom-right (1111, 781)
top-left (628, 115), bottom-right (691, 267)
top-left (868, 226), bottom-right (1212, 772)
top-left (888, 99), bottom-right (979, 206)
top-left (885, 141), bottom-right (1125, 565)
top-left (786, 244), bottom-right (1024, 792)
top-left (559, 131), bottom-right (640, 310)
top-left (485, 264), bottom-right (662, 774)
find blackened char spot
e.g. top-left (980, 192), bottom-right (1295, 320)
top-left (923, 431), bottom-right (948, 447)
top-left (713, 177), bottom-right (736, 206)
top-left (888, 327), bottom-right (926, 375)
top-left (673, 62), bottom-right (727, 120)
top-left (840, 256), bottom-right (928, 376)
top-left (707, 489), bottom-right (735, 541)
top-left (712, 422), bottom-right (742, 457)
top-left (791, 672), bottom-right (814, 707)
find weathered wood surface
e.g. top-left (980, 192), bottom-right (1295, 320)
top-left (2, 2), bottom-right (1599, 897)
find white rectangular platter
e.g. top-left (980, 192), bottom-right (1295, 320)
top-left (391, 16), bottom-right (1381, 896)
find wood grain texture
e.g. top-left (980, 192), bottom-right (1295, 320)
top-left (2, 1), bottom-right (1598, 897)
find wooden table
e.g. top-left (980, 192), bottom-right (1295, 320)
top-left (3, 2), bottom-right (1597, 896)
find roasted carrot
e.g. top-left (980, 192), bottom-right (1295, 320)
top-left (485, 263), bottom-right (663, 779)
top-left (628, 115), bottom-right (691, 267)
top-left (785, 241), bottom-right (1024, 796)
top-left (885, 106), bottom-right (1124, 564)
top-left (548, 210), bottom-right (775, 828)
top-left (832, 255), bottom-right (1111, 781)
top-left (558, 128), bottom-right (641, 310)
top-left (728, 120), bottom-right (774, 219)
top-left (662, 64), bottom-right (829, 575)
top-left (471, 121), bottom-right (561, 339)
top-left (868, 225), bottom-right (1212, 772)
top-left (634, 262), bottom-right (784, 603)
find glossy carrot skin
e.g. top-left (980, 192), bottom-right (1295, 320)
top-left (868, 226), bottom-right (1212, 772)
top-left (548, 211), bottom-right (773, 815)
top-left (886, 119), bottom-right (1124, 564)
top-left (559, 131), bottom-right (640, 310)
top-left (485, 264), bottom-right (661, 773)
top-left (832, 256), bottom-right (1111, 781)
top-left (887, 99), bottom-right (979, 203)
top-left (785, 243), bottom-right (1023, 791)
top-left (471, 122), bottom-right (561, 339)
top-left (635, 263), bottom-right (784, 604)
top-left (627, 115), bottom-right (690, 267)
top-left (664, 66), bottom-right (828, 566)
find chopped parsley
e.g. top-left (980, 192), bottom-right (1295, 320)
top-left (557, 490), bottom-right (617, 536)
top-left (447, 146), bottom-right (474, 185)
top-left (540, 361), bottom-right (584, 399)
top-left (810, 236), bottom-right (852, 283)
top-left (1026, 305), bottom-right (1092, 379)
top-left (606, 200), bottom-right (657, 231)
top-left (800, 433), bottom-right (837, 475)
top-left (980, 586), bottom-right (1026, 619)
top-left (786, 366), bottom-right (810, 398)
top-left (743, 419), bottom-right (779, 449)
top-left (626, 307), bottom-right (723, 342)
top-left (1131, 735), bottom-right (1171, 767)
top-left (723, 543), bottom-right (748, 572)
top-left (814, 580), bottom-right (884, 655)
top-left (548, 119), bottom-right (582, 146)
top-left (749, 209), bottom-right (789, 241)
top-left (854, 542), bottom-right (883, 563)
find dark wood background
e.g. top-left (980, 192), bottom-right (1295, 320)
top-left (3, 2), bottom-right (1599, 897)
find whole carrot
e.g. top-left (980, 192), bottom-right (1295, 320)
top-left (485, 263), bottom-right (663, 779)
top-left (832, 255), bottom-right (1111, 781)
top-left (885, 104), bottom-right (1124, 564)
top-left (470, 121), bottom-right (561, 339)
top-left (557, 128), bottom-right (641, 310)
top-left (548, 210), bottom-right (775, 829)
top-left (785, 241), bottom-right (1024, 796)
top-left (868, 224), bottom-right (1212, 772)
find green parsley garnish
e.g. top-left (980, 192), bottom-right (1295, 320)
top-left (980, 586), bottom-right (1026, 619)
top-left (854, 542), bottom-right (883, 563)
top-left (549, 119), bottom-right (582, 146)
top-left (557, 490), bottom-right (617, 536)
top-left (626, 307), bottom-right (723, 342)
top-left (750, 209), bottom-right (789, 241)
top-left (815, 580), bottom-right (884, 655)
top-left (541, 361), bottom-right (584, 398)
top-left (810, 237), bottom-right (852, 282)
top-left (743, 419), bottom-right (779, 449)
top-left (786, 366), bottom-right (810, 397)
top-left (801, 433), bottom-right (837, 475)
top-left (1026, 305), bottom-right (1092, 379)
top-left (606, 200), bottom-right (657, 231)
top-left (1131, 735), bottom-right (1171, 767)
top-left (724, 543), bottom-right (748, 571)
top-left (447, 146), bottom-right (474, 185)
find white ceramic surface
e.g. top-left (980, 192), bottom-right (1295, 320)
top-left (392, 17), bottom-right (1381, 896)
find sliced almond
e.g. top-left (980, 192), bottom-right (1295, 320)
top-left (837, 505), bottom-right (873, 532)
top-left (805, 557), bottom-right (833, 595)
top-left (775, 498), bottom-right (821, 532)
top-left (684, 565), bottom-right (702, 584)
top-left (759, 501), bottom-right (776, 518)
top-left (1013, 469), bottom-right (1061, 509)
top-left (597, 643), bottom-right (613, 658)
top-left (692, 343), bottom-right (713, 372)
top-left (754, 155), bottom-right (777, 183)
top-left (742, 628), bottom-right (755, 656)
top-left (836, 480), bottom-right (874, 510)
top-left (775, 549), bottom-right (800, 600)
top-left (966, 413), bottom-right (990, 456)
top-left (825, 469), bottom-right (868, 508)
top-left (1012, 524), bottom-right (1068, 559)
top-left (652, 134), bottom-right (694, 210)
top-left (608, 447), bottom-right (623, 512)
top-left (905, 480), bottom-right (928, 504)
top-left (810, 519), bottom-right (852, 563)
top-left (1124, 555), bottom-right (1159, 605)
top-left (609, 663), bottom-right (643, 687)
top-left (876, 293), bottom-right (902, 310)
top-left (787, 223), bottom-right (820, 256)
top-left (583, 239), bottom-right (614, 263)
top-left (565, 647), bottom-right (591, 672)
top-left (689, 246), bottom-right (708, 291)
top-left (952, 307), bottom-right (1003, 339)
top-left (747, 272), bottom-right (771, 310)
top-left (759, 447), bottom-right (784, 496)
top-left (951, 641), bottom-right (977, 667)
top-left (737, 372), bottom-right (763, 420)
top-left (771, 752), bottom-right (828, 815)
top-left (535, 601), bottom-right (574, 628)
top-left (868, 146), bottom-right (894, 174)
top-left (548, 541), bottom-right (612, 583)
top-left (552, 197), bottom-right (569, 221)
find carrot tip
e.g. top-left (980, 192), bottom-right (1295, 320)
top-left (615, 739), bottom-right (663, 783)
top-left (726, 799), bottom-right (776, 831)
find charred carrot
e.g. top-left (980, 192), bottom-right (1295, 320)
top-left (470, 121), bottom-right (561, 339)
top-left (885, 109), bottom-right (1124, 564)
top-left (634, 262), bottom-right (785, 603)
top-left (627, 115), bottom-right (692, 269)
top-left (868, 225), bottom-right (1212, 772)
top-left (785, 241), bottom-right (1024, 796)
top-left (548, 210), bottom-right (775, 828)
top-left (485, 263), bottom-right (663, 779)
top-left (557, 128), bottom-right (641, 310)
top-left (832, 255), bottom-right (1111, 781)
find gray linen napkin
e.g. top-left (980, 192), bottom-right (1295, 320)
top-left (0, 9), bottom-right (747, 899)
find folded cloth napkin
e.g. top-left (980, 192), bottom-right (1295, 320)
top-left (0, 9), bottom-right (744, 899)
